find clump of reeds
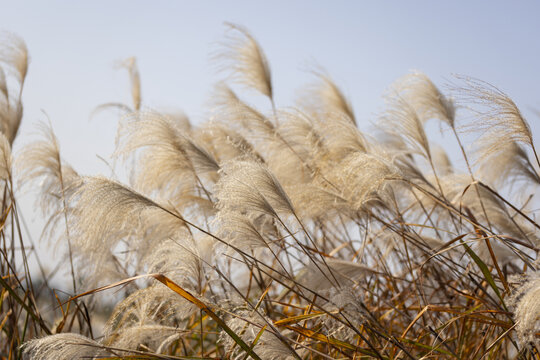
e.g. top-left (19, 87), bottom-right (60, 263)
top-left (1, 25), bottom-right (540, 359)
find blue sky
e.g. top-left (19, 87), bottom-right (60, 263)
top-left (1, 0), bottom-right (540, 283)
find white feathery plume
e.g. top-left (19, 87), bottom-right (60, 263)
top-left (197, 122), bottom-right (263, 163)
top-left (5, 100), bottom-right (22, 144)
top-left (163, 110), bottom-right (192, 132)
top-left (0, 131), bottom-right (12, 180)
top-left (300, 70), bottom-right (356, 125)
top-left (213, 83), bottom-right (275, 137)
top-left (21, 333), bottom-right (109, 360)
top-left (439, 174), bottom-right (536, 259)
top-left (320, 287), bottom-right (366, 343)
top-left (394, 71), bottom-right (455, 127)
top-left (266, 109), bottom-right (321, 185)
top-left (144, 235), bottom-right (214, 292)
top-left (215, 160), bottom-right (295, 218)
top-left (69, 176), bottom-right (186, 288)
top-left (287, 183), bottom-right (349, 219)
top-left (103, 285), bottom-right (196, 352)
top-left (92, 57), bottom-right (142, 116)
top-left (107, 325), bottom-right (188, 354)
top-left (380, 95), bottom-right (431, 159)
top-left (125, 211), bottom-right (194, 271)
top-left (16, 122), bottom-right (80, 221)
top-left (510, 272), bottom-right (540, 346)
top-left (16, 122), bottom-right (80, 290)
top-left (0, 32), bottom-right (28, 144)
top-left (372, 133), bottom-right (432, 188)
top-left (299, 258), bottom-right (372, 291)
top-left (318, 111), bottom-right (368, 160)
top-left (222, 310), bottom-right (294, 360)
top-left (431, 145), bottom-right (453, 176)
top-left (117, 111), bottom-right (219, 176)
top-left (409, 231), bottom-right (446, 249)
top-left (75, 248), bottom-right (129, 291)
top-left (0, 67), bottom-right (7, 100)
top-left (103, 285), bottom-right (197, 343)
top-left (118, 56), bottom-right (141, 111)
top-left (218, 23), bottom-right (273, 99)
top-left (277, 109), bottom-right (323, 158)
top-left (452, 75), bottom-right (535, 163)
top-left (316, 73), bottom-right (356, 125)
top-left (116, 111), bottom-right (219, 204)
top-left (214, 211), bottom-right (268, 249)
top-left (71, 176), bottom-right (170, 249)
top-left (476, 140), bottom-right (540, 187)
top-left (0, 32), bottom-right (28, 85)
top-left (337, 152), bottom-right (401, 210)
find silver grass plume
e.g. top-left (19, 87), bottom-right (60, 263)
top-left (276, 109), bottom-right (323, 158)
top-left (213, 83), bottom-right (275, 137)
top-left (117, 111), bottom-right (219, 176)
top-left (218, 23), bottom-right (273, 99)
top-left (16, 122), bottom-right (80, 230)
top-left (129, 210), bottom-right (198, 270)
top-left (16, 122), bottom-right (80, 290)
top-left (476, 141), bottom-right (540, 188)
top-left (0, 32), bottom-right (28, 144)
top-left (118, 56), bottom-right (141, 111)
top-left (0, 67), bottom-right (7, 101)
top-left (299, 258), bottom-right (373, 291)
top-left (510, 272), bottom-right (540, 346)
top-left (431, 145), bottom-right (453, 176)
top-left (222, 310), bottom-right (294, 360)
top-left (452, 75), bottom-right (535, 162)
top-left (214, 211), bottom-right (271, 249)
top-left (107, 325), bottom-right (188, 354)
top-left (369, 133), bottom-right (432, 188)
top-left (381, 95), bottom-right (431, 159)
top-left (394, 71), bottom-right (455, 127)
top-left (144, 235), bottom-right (213, 293)
top-left (336, 152), bottom-right (401, 210)
top-left (320, 287), bottom-right (366, 343)
top-left (267, 109), bottom-right (321, 185)
top-left (301, 70), bottom-right (356, 125)
top-left (92, 57), bottom-right (142, 115)
top-left (215, 160), bottom-right (295, 218)
top-left (197, 122), bottom-right (263, 163)
top-left (440, 174), bottom-right (536, 258)
top-left (71, 176), bottom-right (170, 246)
top-left (0, 32), bottom-right (28, 84)
top-left (103, 286), bottom-right (196, 350)
top-left (116, 111), bottom-right (219, 204)
top-left (287, 183), bottom-right (349, 218)
top-left (21, 333), bottom-right (110, 360)
top-left (0, 131), bottom-right (12, 180)
top-left (70, 176), bottom-right (182, 287)
top-left (318, 111), bottom-right (368, 159)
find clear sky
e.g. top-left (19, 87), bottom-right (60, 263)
top-left (1, 0), bottom-right (540, 285)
